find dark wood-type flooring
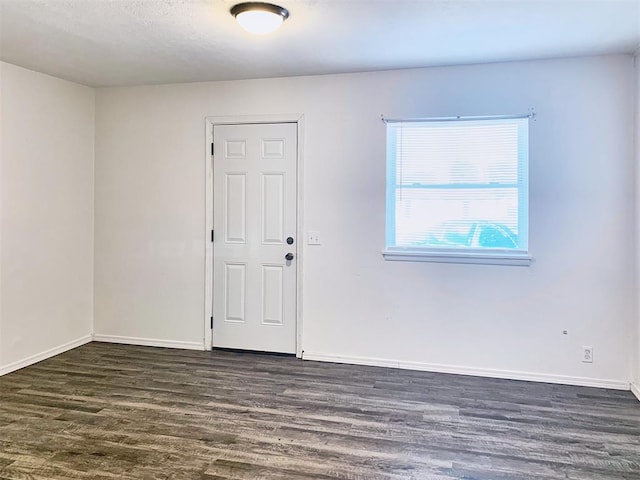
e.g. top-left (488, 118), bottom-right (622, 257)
top-left (0, 343), bottom-right (639, 479)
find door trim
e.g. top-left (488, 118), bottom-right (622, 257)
top-left (204, 114), bottom-right (305, 357)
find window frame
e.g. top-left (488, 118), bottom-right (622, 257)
top-left (383, 114), bottom-right (532, 266)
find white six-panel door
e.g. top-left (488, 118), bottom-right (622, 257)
top-left (213, 123), bottom-right (297, 353)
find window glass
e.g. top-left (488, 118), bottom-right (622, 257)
top-left (386, 117), bottom-right (529, 255)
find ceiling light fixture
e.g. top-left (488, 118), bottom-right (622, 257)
top-left (231, 2), bottom-right (289, 35)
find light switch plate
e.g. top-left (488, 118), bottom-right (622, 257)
top-left (307, 231), bottom-right (321, 245)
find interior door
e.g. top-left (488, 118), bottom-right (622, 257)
top-left (212, 123), bottom-right (297, 353)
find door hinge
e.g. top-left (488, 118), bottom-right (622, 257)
top-left (211, 230), bottom-right (214, 242)
top-left (211, 143), bottom-right (214, 155)
top-left (210, 316), bottom-right (213, 329)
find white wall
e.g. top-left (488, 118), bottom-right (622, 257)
top-left (635, 54), bottom-right (640, 397)
top-left (95, 55), bottom-right (636, 388)
top-left (0, 62), bottom-right (94, 373)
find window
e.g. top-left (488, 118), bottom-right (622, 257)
top-left (384, 116), bottom-right (530, 266)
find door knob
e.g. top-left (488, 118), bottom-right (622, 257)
top-left (285, 253), bottom-right (294, 261)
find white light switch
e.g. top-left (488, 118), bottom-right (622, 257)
top-left (307, 231), bottom-right (321, 245)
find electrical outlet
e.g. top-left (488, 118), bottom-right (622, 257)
top-left (582, 346), bottom-right (593, 363)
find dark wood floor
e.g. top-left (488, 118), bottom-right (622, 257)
top-left (0, 343), bottom-right (639, 479)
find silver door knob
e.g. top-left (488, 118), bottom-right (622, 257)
top-left (285, 253), bottom-right (294, 261)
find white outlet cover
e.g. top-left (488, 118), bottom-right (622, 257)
top-left (582, 346), bottom-right (593, 363)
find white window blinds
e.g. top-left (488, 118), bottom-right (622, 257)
top-left (386, 117), bottom-right (529, 254)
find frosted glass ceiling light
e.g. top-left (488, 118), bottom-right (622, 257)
top-left (231, 2), bottom-right (289, 35)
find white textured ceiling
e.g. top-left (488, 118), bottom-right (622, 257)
top-left (0, 0), bottom-right (639, 87)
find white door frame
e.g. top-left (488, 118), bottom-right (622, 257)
top-left (204, 114), bottom-right (305, 357)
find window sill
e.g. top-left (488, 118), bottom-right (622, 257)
top-left (382, 250), bottom-right (532, 266)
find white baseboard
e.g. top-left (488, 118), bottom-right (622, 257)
top-left (302, 352), bottom-right (630, 391)
top-left (0, 334), bottom-right (92, 376)
top-left (631, 382), bottom-right (640, 402)
top-left (92, 334), bottom-right (205, 351)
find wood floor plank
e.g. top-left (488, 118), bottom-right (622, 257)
top-left (1, 343), bottom-right (639, 479)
